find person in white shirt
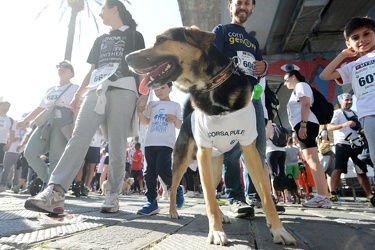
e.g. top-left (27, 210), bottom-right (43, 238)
top-left (0, 100), bottom-right (16, 192)
top-left (24, 0), bottom-right (145, 214)
top-left (320, 16), bottom-right (375, 187)
top-left (136, 82), bottom-right (183, 215)
top-left (0, 127), bottom-right (27, 193)
top-left (327, 93), bottom-right (373, 202)
top-left (17, 61), bottom-right (79, 191)
top-left (285, 70), bottom-right (331, 208)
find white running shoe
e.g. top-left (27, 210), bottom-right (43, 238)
top-left (184, 190), bottom-right (196, 198)
top-left (101, 192), bottom-right (119, 213)
top-left (24, 185), bottom-right (65, 214)
top-left (302, 195), bottom-right (332, 208)
top-left (161, 191), bottom-right (169, 201)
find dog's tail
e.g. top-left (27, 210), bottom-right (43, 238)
top-left (182, 97), bottom-right (194, 119)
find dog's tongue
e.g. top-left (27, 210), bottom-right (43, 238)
top-left (139, 77), bottom-right (150, 95)
top-left (138, 62), bottom-right (172, 95)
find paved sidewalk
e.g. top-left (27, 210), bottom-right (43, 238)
top-left (0, 190), bottom-right (374, 250)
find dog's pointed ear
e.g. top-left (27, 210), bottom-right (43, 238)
top-left (184, 25), bottom-right (216, 49)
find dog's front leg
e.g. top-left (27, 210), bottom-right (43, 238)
top-left (212, 155), bottom-right (230, 224)
top-left (197, 146), bottom-right (228, 246)
top-left (241, 142), bottom-right (296, 245)
top-left (169, 139), bottom-right (195, 219)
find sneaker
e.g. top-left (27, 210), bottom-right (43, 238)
top-left (367, 196), bottom-right (375, 206)
top-left (329, 193), bottom-right (338, 202)
top-left (0, 185), bottom-right (6, 193)
top-left (216, 198), bottom-right (226, 206)
top-left (101, 192), bottom-right (119, 213)
top-left (137, 200), bottom-right (160, 215)
top-left (229, 200), bottom-right (255, 218)
top-left (195, 192), bottom-right (203, 198)
top-left (157, 189), bottom-right (163, 196)
top-left (24, 185), bottom-right (65, 214)
top-left (247, 197), bottom-right (285, 214)
top-left (247, 196), bottom-right (262, 208)
top-left (184, 190), bottom-right (196, 198)
top-left (275, 204), bottom-right (286, 214)
top-left (176, 185), bottom-right (184, 208)
top-left (82, 186), bottom-right (89, 196)
top-left (20, 189), bottom-right (30, 195)
top-left (302, 195), bottom-right (332, 208)
top-left (12, 185), bottom-right (20, 194)
top-left (161, 191), bottom-right (169, 201)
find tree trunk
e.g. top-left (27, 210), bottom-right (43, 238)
top-left (64, 8), bottom-right (79, 61)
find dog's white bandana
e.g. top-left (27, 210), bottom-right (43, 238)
top-left (191, 101), bottom-right (258, 157)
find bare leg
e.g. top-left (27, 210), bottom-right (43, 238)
top-left (85, 163), bottom-right (96, 187)
top-left (302, 148), bottom-right (329, 196)
top-left (357, 173), bottom-right (373, 197)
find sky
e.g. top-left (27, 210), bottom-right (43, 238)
top-left (1, 0), bottom-right (188, 120)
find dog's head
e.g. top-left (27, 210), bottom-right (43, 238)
top-left (126, 177), bottom-right (135, 185)
top-left (125, 26), bottom-right (216, 94)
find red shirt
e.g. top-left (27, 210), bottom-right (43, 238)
top-left (131, 149), bottom-right (143, 171)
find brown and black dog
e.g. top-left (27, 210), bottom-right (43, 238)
top-left (126, 26), bottom-right (296, 246)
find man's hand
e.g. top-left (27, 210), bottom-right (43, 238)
top-left (253, 60), bottom-right (266, 76)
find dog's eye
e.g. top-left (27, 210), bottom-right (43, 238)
top-left (155, 37), bottom-right (167, 45)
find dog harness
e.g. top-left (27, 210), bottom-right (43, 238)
top-left (191, 101), bottom-right (258, 157)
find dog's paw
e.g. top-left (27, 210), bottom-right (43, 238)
top-left (221, 214), bottom-right (230, 224)
top-left (271, 227), bottom-right (297, 245)
top-left (207, 231), bottom-right (228, 246)
top-left (169, 210), bottom-right (180, 219)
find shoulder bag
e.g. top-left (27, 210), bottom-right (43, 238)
top-left (33, 84), bottom-right (73, 127)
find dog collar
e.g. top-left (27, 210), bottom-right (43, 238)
top-left (202, 57), bottom-right (239, 93)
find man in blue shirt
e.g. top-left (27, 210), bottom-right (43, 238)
top-left (212, 0), bottom-right (284, 217)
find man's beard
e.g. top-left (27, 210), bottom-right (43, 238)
top-left (234, 11), bottom-right (250, 23)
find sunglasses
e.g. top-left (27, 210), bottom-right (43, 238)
top-left (284, 75), bottom-right (293, 82)
top-left (56, 64), bottom-right (71, 69)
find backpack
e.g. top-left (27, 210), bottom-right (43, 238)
top-left (270, 123), bottom-right (288, 147)
top-left (310, 86), bottom-right (334, 124)
top-left (341, 109), bottom-right (361, 131)
top-left (264, 83), bottom-right (280, 121)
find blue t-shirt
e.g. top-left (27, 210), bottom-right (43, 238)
top-left (212, 23), bottom-right (263, 87)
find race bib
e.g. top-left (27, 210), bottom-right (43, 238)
top-left (88, 63), bottom-right (119, 87)
top-left (351, 59), bottom-right (375, 99)
top-left (237, 51), bottom-right (256, 77)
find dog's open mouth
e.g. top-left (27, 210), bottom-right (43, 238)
top-left (133, 61), bottom-right (174, 95)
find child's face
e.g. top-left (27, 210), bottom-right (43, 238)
top-left (154, 85), bottom-right (171, 101)
top-left (346, 26), bottom-right (375, 55)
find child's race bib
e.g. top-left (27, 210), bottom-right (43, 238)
top-left (351, 59), bottom-right (375, 99)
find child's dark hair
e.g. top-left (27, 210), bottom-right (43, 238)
top-left (135, 142), bottom-right (141, 150)
top-left (344, 16), bottom-right (375, 40)
top-left (285, 70), bottom-right (306, 83)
